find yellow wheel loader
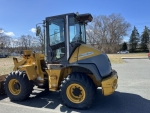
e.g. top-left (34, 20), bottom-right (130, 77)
top-left (1, 13), bottom-right (118, 109)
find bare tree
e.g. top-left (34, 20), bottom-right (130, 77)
top-left (0, 36), bottom-right (11, 48)
top-left (8, 35), bottom-right (32, 54)
top-left (20, 35), bottom-right (28, 50)
top-left (0, 28), bottom-right (11, 48)
top-left (0, 28), bottom-right (40, 54)
top-left (27, 35), bottom-right (32, 48)
top-left (37, 31), bottom-right (44, 53)
top-left (86, 14), bottom-right (131, 53)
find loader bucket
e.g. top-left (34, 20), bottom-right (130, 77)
top-left (0, 75), bottom-right (7, 94)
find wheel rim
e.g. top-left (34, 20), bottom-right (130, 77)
top-left (8, 79), bottom-right (21, 95)
top-left (66, 84), bottom-right (86, 103)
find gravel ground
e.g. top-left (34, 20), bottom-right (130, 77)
top-left (0, 59), bottom-right (150, 113)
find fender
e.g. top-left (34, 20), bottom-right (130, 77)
top-left (66, 63), bottom-right (102, 81)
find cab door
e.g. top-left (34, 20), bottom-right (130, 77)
top-left (46, 17), bottom-right (67, 64)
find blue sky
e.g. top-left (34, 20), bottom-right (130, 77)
top-left (0, 0), bottom-right (150, 41)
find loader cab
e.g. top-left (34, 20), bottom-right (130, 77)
top-left (38, 13), bottom-right (93, 64)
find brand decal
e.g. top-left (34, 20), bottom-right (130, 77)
top-left (78, 52), bottom-right (94, 58)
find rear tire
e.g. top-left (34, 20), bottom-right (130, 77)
top-left (4, 71), bottom-right (34, 101)
top-left (0, 82), bottom-right (5, 95)
top-left (60, 72), bottom-right (96, 109)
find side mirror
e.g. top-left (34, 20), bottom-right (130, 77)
top-left (36, 26), bottom-right (41, 36)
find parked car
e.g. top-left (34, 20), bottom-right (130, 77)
top-left (117, 50), bottom-right (129, 54)
top-left (148, 52), bottom-right (150, 59)
top-left (0, 54), bottom-right (8, 58)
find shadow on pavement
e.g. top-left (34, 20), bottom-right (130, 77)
top-left (9, 88), bottom-right (150, 113)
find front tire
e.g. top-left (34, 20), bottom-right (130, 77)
top-left (4, 71), bottom-right (34, 101)
top-left (60, 72), bottom-right (96, 109)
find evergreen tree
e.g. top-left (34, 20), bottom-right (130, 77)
top-left (122, 42), bottom-right (127, 51)
top-left (141, 26), bottom-right (150, 51)
top-left (129, 26), bottom-right (140, 51)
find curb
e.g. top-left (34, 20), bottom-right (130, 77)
top-left (121, 57), bottom-right (148, 59)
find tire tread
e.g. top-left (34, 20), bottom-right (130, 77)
top-left (60, 72), bottom-right (96, 109)
top-left (4, 71), bottom-right (33, 101)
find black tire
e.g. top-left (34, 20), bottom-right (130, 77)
top-left (0, 82), bottom-right (5, 95)
top-left (60, 72), bottom-right (96, 109)
top-left (4, 71), bottom-right (34, 101)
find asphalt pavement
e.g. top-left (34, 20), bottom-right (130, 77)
top-left (0, 59), bottom-right (150, 113)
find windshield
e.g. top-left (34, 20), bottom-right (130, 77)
top-left (69, 16), bottom-right (86, 43)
